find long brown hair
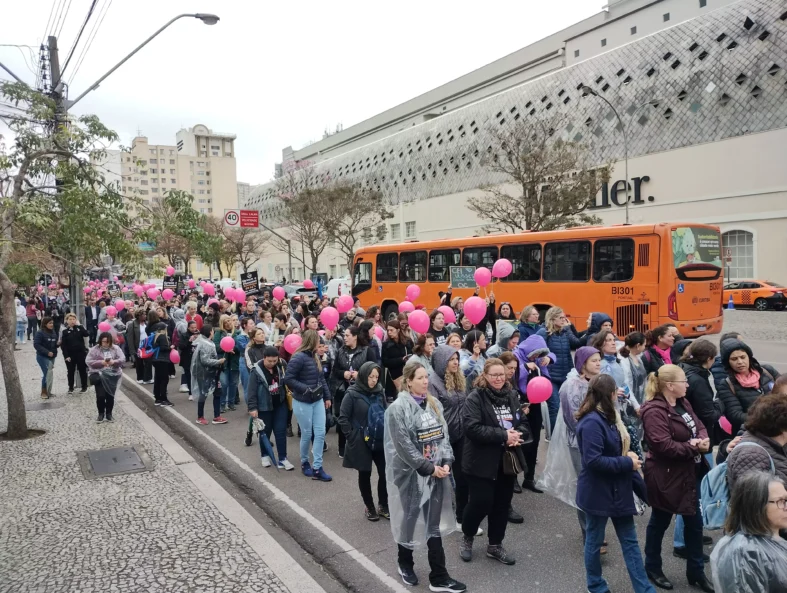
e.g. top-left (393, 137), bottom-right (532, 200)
top-left (386, 319), bottom-right (408, 346)
top-left (443, 351), bottom-right (466, 394)
top-left (295, 329), bottom-right (322, 371)
top-left (576, 374), bottom-right (618, 423)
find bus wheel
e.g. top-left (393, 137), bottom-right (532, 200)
top-left (382, 302), bottom-right (399, 322)
top-left (754, 298), bottom-right (769, 311)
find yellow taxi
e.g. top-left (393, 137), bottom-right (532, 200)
top-left (723, 280), bottom-right (786, 311)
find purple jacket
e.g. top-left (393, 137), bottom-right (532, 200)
top-left (513, 335), bottom-right (556, 395)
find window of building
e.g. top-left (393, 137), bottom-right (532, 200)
top-left (198, 190), bottom-right (205, 195)
top-left (212, 151), bottom-right (219, 156)
top-left (150, 159), bottom-right (157, 164)
top-left (200, 208), bottom-right (206, 214)
top-left (169, 159), bottom-right (175, 165)
top-left (170, 169), bottom-right (175, 174)
top-left (211, 145), bottom-right (220, 150)
top-left (405, 221), bottom-right (416, 239)
top-left (631, 26), bottom-right (637, 35)
top-left (601, 38), bottom-right (607, 47)
top-left (149, 149), bottom-right (156, 155)
top-left (376, 253), bottom-right (398, 282)
top-left (169, 149), bottom-right (174, 156)
top-left (171, 178), bottom-right (176, 184)
top-left (206, 190), bottom-right (211, 195)
top-left (200, 151), bottom-right (207, 157)
top-left (663, 12), bottom-right (670, 21)
top-left (462, 246), bottom-right (498, 271)
top-left (544, 241), bottom-right (591, 282)
top-left (399, 251), bottom-right (427, 282)
top-left (152, 187), bottom-right (158, 193)
top-left (151, 178), bottom-right (158, 183)
top-left (140, 180), bottom-right (148, 185)
top-left (150, 168), bottom-right (157, 174)
top-left (198, 199), bottom-right (206, 203)
top-left (574, 49), bottom-right (580, 58)
top-left (428, 249), bottom-right (460, 282)
top-left (722, 230), bottom-right (754, 280)
top-left (207, 199), bottom-right (212, 204)
top-left (500, 244), bottom-right (541, 282)
top-left (139, 189), bottom-right (148, 195)
top-left (197, 171), bottom-right (205, 176)
top-left (208, 208), bottom-right (213, 213)
top-left (198, 180), bottom-right (205, 185)
top-left (593, 239), bottom-right (634, 282)
top-left (390, 223), bottom-right (401, 241)
top-left (329, 265), bottom-right (337, 278)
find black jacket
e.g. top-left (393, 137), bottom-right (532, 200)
top-left (60, 325), bottom-right (89, 359)
top-left (247, 360), bottom-right (288, 413)
top-left (680, 360), bottom-right (722, 445)
top-left (330, 345), bottom-right (372, 397)
top-left (642, 347), bottom-right (668, 376)
top-left (462, 386), bottom-right (529, 481)
top-left (153, 333), bottom-right (171, 363)
top-left (338, 362), bottom-right (386, 472)
top-left (381, 339), bottom-right (413, 380)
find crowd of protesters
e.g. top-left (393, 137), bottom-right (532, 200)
top-left (13, 277), bottom-right (787, 593)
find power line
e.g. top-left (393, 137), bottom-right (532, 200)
top-left (50, 0), bottom-right (67, 40)
top-left (0, 44), bottom-right (38, 76)
top-left (41, 0), bottom-right (59, 43)
top-left (58, 0), bottom-right (97, 84)
top-left (68, 0), bottom-right (112, 86)
top-left (54, 0), bottom-right (74, 38)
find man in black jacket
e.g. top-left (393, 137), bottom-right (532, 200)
top-left (85, 297), bottom-right (101, 346)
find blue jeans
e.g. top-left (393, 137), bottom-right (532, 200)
top-left (291, 398), bottom-right (326, 470)
top-left (546, 381), bottom-right (560, 435)
top-left (673, 454), bottom-right (714, 548)
top-left (585, 513), bottom-right (655, 593)
top-left (239, 364), bottom-right (250, 403)
top-left (220, 369), bottom-right (239, 407)
top-left (260, 404), bottom-right (289, 463)
top-left (16, 320), bottom-right (26, 343)
top-left (36, 354), bottom-right (54, 393)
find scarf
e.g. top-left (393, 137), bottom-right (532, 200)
top-left (653, 345), bottom-right (672, 366)
top-left (409, 392), bottom-right (426, 404)
top-left (597, 404), bottom-right (630, 456)
top-left (736, 368), bottom-right (761, 389)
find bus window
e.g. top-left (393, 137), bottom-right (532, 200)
top-left (500, 244), bottom-right (541, 282)
top-left (462, 246), bottom-right (498, 270)
top-left (544, 241), bottom-right (591, 282)
top-left (352, 262), bottom-right (372, 296)
top-left (376, 253), bottom-right (399, 282)
top-left (399, 251), bottom-right (427, 282)
top-left (593, 239), bottom-right (634, 282)
top-left (429, 248), bottom-right (460, 282)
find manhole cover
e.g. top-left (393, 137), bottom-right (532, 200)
top-left (26, 401), bottom-right (66, 411)
top-left (76, 445), bottom-right (154, 479)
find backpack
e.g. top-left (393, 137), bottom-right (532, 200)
top-left (700, 441), bottom-right (775, 530)
top-left (137, 333), bottom-right (159, 359)
top-left (355, 393), bottom-right (386, 452)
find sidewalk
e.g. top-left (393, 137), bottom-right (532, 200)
top-left (0, 343), bottom-right (325, 593)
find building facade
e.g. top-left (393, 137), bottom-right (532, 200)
top-left (245, 0), bottom-right (787, 283)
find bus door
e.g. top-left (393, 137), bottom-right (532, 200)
top-left (670, 227), bottom-right (723, 328)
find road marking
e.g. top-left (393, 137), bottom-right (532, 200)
top-left (118, 391), bottom-right (327, 593)
top-left (127, 386), bottom-right (411, 593)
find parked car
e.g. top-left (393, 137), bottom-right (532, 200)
top-left (283, 283), bottom-right (317, 300)
top-left (723, 280), bottom-right (786, 311)
top-left (325, 277), bottom-right (351, 299)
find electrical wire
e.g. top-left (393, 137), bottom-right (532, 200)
top-left (0, 45), bottom-right (38, 76)
top-left (68, 0), bottom-right (112, 86)
top-left (41, 0), bottom-right (59, 43)
top-left (54, 0), bottom-right (73, 38)
top-left (50, 0), bottom-right (67, 40)
top-left (58, 0), bottom-right (98, 85)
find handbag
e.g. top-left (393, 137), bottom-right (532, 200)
top-left (88, 373), bottom-right (101, 386)
top-left (502, 449), bottom-right (524, 476)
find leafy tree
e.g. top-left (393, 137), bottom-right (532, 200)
top-left (2, 262), bottom-right (38, 287)
top-left (0, 82), bottom-right (150, 439)
top-left (467, 115), bottom-right (609, 232)
top-left (193, 215), bottom-right (230, 278)
top-left (222, 226), bottom-right (269, 274)
top-left (145, 190), bottom-right (207, 274)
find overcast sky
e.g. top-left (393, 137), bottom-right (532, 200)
top-left (2, 0), bottom-right (599, 184)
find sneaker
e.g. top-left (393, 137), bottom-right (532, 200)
top-left (459, 535), bottom-right (473, 562)
top-left (160, 400), bottom-right (174, 407)
top-left (365, 506), bottom-right (380, 521)
top-left (196, 417), bottom-right (208, 425)
top-left (68, 388), bottom-right (74, 394)
top-left (96, 414), bottom-right (104, 423)
top-left (507, 506), bottom-right (524, 524)
top-left (154, 401), bottom-right (163, 406)
top-left (398, 565), bottom-right (418, 587)
top-left (144, 380), bottom-right (154, 385)
top-left (703, 535), bottom-right (713, 546)
top-left (188, 395), bottom-right (194, 401)
top-left (169, 375), bottom-right (176, 379)
top-left (227, 404), bottom-right (237, 411)
top-left (377, 505), bottom-right (390, 520)
top-left (457, 523), bottom-right (484, 537)
top-left (338, 447), bottom-right (345, 459)
top-left (137, 380), bottom-right (144, 384)
top-left (79, 388), bottom-right (87, 393)
top-left (429, 577), bottom-right (467, 592)
top-left (261, 456), bottom-right (272, 468)
top-left (278, 458), bottom-right (295, 471)
top-left (212, 416), bottom-right (228, 424)
top-left (179, 385), bottom-right (189, 393)
top-left (301, 461), bottom-right (314, 477)
top-left (312, 468), bottom-right (332, 482)
top-left (105, 414), bottom-right (114, 422)
top-left (486, 544), bottom-right (515, 565)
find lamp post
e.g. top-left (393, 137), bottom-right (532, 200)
top-left (581, 86), bottom-right (658, 225)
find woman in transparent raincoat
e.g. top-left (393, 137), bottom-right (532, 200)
top-left (191, 326), bottom-right (227, 425)
top-left (384, 360), bottom-right (467, 592)
top-left (86, 331), bottom-right (126, 422)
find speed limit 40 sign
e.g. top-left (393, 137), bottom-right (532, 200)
top-left (224, 209), bottom-right (259, 228)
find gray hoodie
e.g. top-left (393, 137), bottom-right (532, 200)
top-left (486, 323), bottom-right (518, 358)
top-left (429, 344), bottom-right (465, 442)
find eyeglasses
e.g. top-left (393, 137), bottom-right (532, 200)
top-left (486, 373), bottom-right (506, 379)
top-left (668, 380), bottom-right (689, 384)
top-left (768, 499), bottom-right (787, 510)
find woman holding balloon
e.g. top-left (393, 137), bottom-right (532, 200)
top-left (214, 315), bottom-right (241, 413)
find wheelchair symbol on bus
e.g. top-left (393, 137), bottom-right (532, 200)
top-left (678, 283), bottom-right (685, 294)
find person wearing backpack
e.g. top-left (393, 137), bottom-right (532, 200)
top-left (716, 339), bottom-right (780, 437)
top-left (338, 361), bottom-right (389, 521)
top-left (640, 364), bottom-right (714, 592)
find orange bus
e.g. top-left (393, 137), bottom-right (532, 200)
top-left (351, 223), bottom-right (724, 338)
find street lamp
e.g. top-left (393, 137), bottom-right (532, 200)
top-left (580, 85), bottom-right (658, 225)
top-left (65, 13), bottom-right (220, 110)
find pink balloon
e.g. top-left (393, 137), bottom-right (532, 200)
top-left (374, 326), bottom-right (385, 341)
top-left (203, 284), bottom-right (215, 296)
top-left (148, 288), bottom-right (161, 300)
top-left (165, 266), bottom-right (175, 276)
top-left (283, 333), bottom-right (302, 354)
top-left (207, 298), bottom-right (219, 307)
top-left (405, 284), bottom-right (420, 301)
top-left (220, 336), bottom-right (235, 353)
top-left (474, 267), bottom-right (492, 288)
top-left (170, 350), bottom-right (181, 364)
top-left (527, 376), bottom-right (553, 404)
top-left (272, 286), bottom-right (286, 301)
top-left (113, 276), bottom-right (118, 281)
top-left (408, 310), bottom-right (430, 334)
top-left (105, 306), bottom-right (117, 317)
top-left (188, 279), bottom-right (196, 289)
top-left (199, 281), bottom-right (206, 287)
top-left (320, 306), bottom-right (339, 330)
top-left (492, 258), bottom-right (513, 279)
top-left (114, 300), bottom-right (125, 312)
top-left (133, 285), bottom-right (145, 296)
top-left (161, 289), bottom-right (174, 301)
top-left (438, 305), bottom-right (456, 325)
top-left (719, 416), bottom-right (732, 435)
top-left (37, 285), bottom-right (44, 293)
top-left (303, 279), bottom-right (315, 289)
top-left (399, 301), bottom-right (415, 313)
top-left (48, 283), bottom-right (56, 289)
top-left (83, 286), bottom-right (92, 293)
top-left (464, 296), bottom-right (487, 324)
top-left (98, 322), bottom-right (111, 332)
top-left (336, 294), bottom-right (354, 314)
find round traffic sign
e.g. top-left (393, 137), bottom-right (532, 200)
top-left (224, 210), bottom-right (239, 226)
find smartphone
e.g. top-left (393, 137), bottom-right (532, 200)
top-left (623, 386), bottom-right (630, 397)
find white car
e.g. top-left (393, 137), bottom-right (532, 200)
top-left (325, 277), bottom-right (351, 299)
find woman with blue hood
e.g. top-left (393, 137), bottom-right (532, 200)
top-left (338, 361), bottom-right (389, 521)
top-left (581, 312), bottom-right (613, 347)
top-left (514, 334), bottom-right (557, 430)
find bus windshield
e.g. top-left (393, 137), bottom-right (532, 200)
top-left (672, 227), bottom-right (722, 270)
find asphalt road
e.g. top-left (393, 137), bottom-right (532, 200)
top-left (122, 308), bottom-right (786, 593)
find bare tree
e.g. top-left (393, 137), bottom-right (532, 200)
top-left (222, 226), bottom-right (270, 274)
top-left (467, 115), bottom-right (609, 232)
